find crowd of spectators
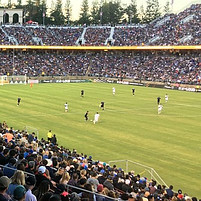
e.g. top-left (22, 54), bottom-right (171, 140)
top-left (113, 4), bottom-right (201, 46)
top-left (84, 27), bottom-right (111, 46)
top-left (3, 26), bottom-right (34, 45)
top-left (0, 50), bottom-right (200, 85)
top-left (0, 4), bottom-right (200, 46)
top-left (0, 26), bottom-right (83, 46)
top-left (0, 121), bottom-right (200, 201)
top-left (0, 29), bottom-right (11, 45)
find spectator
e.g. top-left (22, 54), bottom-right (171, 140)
top-left (25, 176), bottom-right (37, 201)
top-left (7, 170), bottom-right (25, 197)
top-left (33, 180), bottom-right (51, 200)
top-left (3, 158), bottom-right (17, 178)
top-left (0, 176), bottom-right (11, 201)
top-left (13, 185), bottom-right (27, 201)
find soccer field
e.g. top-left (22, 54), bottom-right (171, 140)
top-left (1, 83), bottom-right (201, 197)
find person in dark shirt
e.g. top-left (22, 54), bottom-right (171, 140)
top-left (17, 97), bottom-right (21, 106)
top-left (100, 102), bottom-right (104, 110)
top-left (84, 111), bottom-right (89, 121)
top-left (132, 88), bottom-right (135, 95)
top-left (28, 132), bottom-right (35, 144)
top-left (51, 134), bottom-right (57, 145)
top-left (0, 176), bottom-right (11, 201)
top-left (157, 97), bottom-right (161, 105)
top-left (81, 90), bottom-right (84, 97)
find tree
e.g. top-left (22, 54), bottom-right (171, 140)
top-left (50, 0), bottom-right (65, 25)
top-left (125, 0), bottom-right (140, 24)
top-left (65, 0), bottom-right (72, 25)
top-left (17, 0), bottom-right (22, 6)
top-left (7, 0), bottom-right (12, 8)
top-left (164, 0), bottom-right (170, 14)
top-left (26, 0), bottom-right (35, 21)
top-left (144, 0), bottom-right (161, 23)
top-left (101, 0), bottom-right (124, 25)
top-left (139, 5), bottom-right (145, 23)
top-left (90, 0), bottom-right (100, 24)
top-left (78, 0), bottom-right (90, 25)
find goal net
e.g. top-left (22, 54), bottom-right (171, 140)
top-left (0, 75), bottom-right (27, 85)
top-left (24, 126), bottom-right (39, 140)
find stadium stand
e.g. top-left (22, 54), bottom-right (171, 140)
top-left (84, 27), bottom-right (111, 46)
top-left (0, 50), bottom-right (200, 85)
top-left (0, 5), bottom-right (200, 200)
top-left (0, 4), bottom-right (200, 46)
top-left (0, 121), bottom-right (199, 201)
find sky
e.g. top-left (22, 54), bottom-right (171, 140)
top-left (1, 0), bottom-right (200, 20)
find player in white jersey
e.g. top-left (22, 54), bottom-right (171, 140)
top-left (112, 87), bottom-right (115, 95)
top-left (64, 102), bottom-right (68, 112)
top-left (93, 112), bottom-right (100, 124)
top-left (165, 94), bottom-right (168, 103)
top-left (158, 104), bottom-right (163, 114)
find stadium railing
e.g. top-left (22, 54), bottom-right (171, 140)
top-left (109, 159), bottom-right (168, 187)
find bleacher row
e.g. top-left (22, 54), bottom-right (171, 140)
top-left (0, 4), bottom-right (200, 46)
top-left (0, 50), bottom-right (200, 85)
top-left (0, 122), bottom-right (198, 201)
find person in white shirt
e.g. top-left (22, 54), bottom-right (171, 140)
top-left (64, 102), bottom-right (68, 112)
top-left (25, 176), bottom-right (37, 201)
top-left (112, 87), bottom-right (115, 95)
top-left (93, 112), bottom-right (100, 124)
top-left (158, 104), bottom-right (163, 115)
top-left (165, 94), bottom-right (169, 103)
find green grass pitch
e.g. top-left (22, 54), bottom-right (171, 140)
top-left (0, 83), bottom-right (201, 197)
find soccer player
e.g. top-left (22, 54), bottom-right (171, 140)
top-left (85, 111), bottom-right (89, 121)
top-left (158, 104), bottom-right (163, 115)
top-left (157, 97), bottom-right (161, 105)
top-left (100, 102), bottom-right (105, 110)
top-left (165, 94), bottom-right (169, 103)
top-left (64, 102), bottom-right (68, 112)
top-left (81, 90), bottom-right (84, 97)
top-left (132, 88), bottom-right (135, 95)
top-left (112, 87), bottom-right (115, 95)
top-left (93, 112), bottom-right (100, 124)
top-left (17, 97), bottom-right (21, 106)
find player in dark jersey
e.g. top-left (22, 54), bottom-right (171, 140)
top-left (17, 97), bottom-right (21, 106)
top-left (132, 88), bottom-right (135, 95)
top-left (157, 97), bottom-right (161, 105)
top-left (81, 90), bottom-right (84, 97)
top-left (85, 111), bottom-right (89, 121)
top-left (100, 102), bottom-right (104, 110)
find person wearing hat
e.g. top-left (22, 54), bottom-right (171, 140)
top-left (0, 176), bottom-right (11, 201)
top-left (13, 185), bottom-right (26, 201)
top-left (35, 166), bottom-right (52, 190)
top-left (25, 176), bottom-right (36, 201)
top-left (96, 184), bottom-right (105, 201)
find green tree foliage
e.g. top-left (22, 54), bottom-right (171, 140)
top-left (139, 5), bottom-right (145, 23)
top-left (50, 0), bottom-right (65, 25)
top-left (164, 0), bottom-right (170, 14)
top-left (31, 0), bottom-right (47, 25)
top-left (125, 0), bottom-right (140, 24)
top-left (65, 0), bottom-right (72, 25)
top-left (7, 0), bottom-right (12, 8)
top-left (78, 0), bottom-right (90, 25)
top-left (91, 0), bottom-right (100, 24)
top-left (101, 0), bottom-right (124, 25)
top-left (144, 0), bottom-right (161, 23)
top-left (17, 0), bottom-right (22, 6)
top-left (26, 0), bottom-right (35, 21)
